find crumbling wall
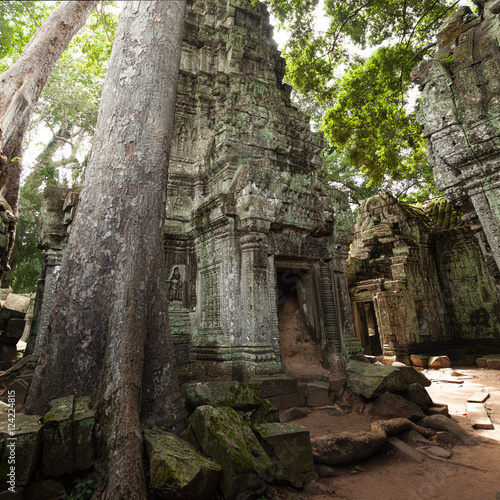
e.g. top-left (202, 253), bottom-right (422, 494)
top-left (348, 194), bottom-right (500, 362)
top-left (412, 2), bottom-right (500, 292)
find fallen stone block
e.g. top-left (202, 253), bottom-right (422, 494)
top-left (253, 422), bottom-right (316, 488)
top-left (0, 412), bottom-right (42, 487)
top-left (252, 374), bottom-right (298, 398)
top-left (306, 381), bottom-right (331, 407)
top-left (425, 404), bottom-right (449, 417)
top-left (144, 428), bottom-right (221, 500)
top-left (401, 383), bottom-right (432, 408)
top-left (250, 399), bottom-right (279, 426)
top-left (280, 407), bottom-right (311, 423)
top-left (267, 390), bottom-right (306, 410)
top-left (476, 357), bottom-right (488, 368)
top-left (346, 360), bottom-right (430, 399)
top-left (410, 354), bottom-right (429, 368)
top-left (367, 392), bottom-right (425, 421)
top-left (428, 356), bottom-right (451, 368)
top-left (418, 445), bottom-right (451, 459)
top-left (183, 381), bottom-right (260, 411)
top-left (388, 437), bottom-right (424, 462)
top-left (485, 354), bottom-right (500, 370)
top-left (189, 405), bottom-right (273, 499)
top-left (0, 294), bottom-right (30, 324)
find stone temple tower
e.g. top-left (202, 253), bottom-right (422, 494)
top-left (164, 0), bottom-right (360, 380)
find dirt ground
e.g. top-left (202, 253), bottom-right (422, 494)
top-left (278, 366), bottom-right (500, 500)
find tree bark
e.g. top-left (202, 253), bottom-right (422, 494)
top-left (0, 0), bottom-right (96, 278)
top-left (24, 1), bottom-right (187, 497)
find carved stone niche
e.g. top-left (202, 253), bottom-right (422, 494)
top-left (164, 0), bottom-right (361, 381)
top-left (348, 194), bottom-right (500, 364)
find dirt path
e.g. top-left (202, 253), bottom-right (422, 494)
top-left (277, 367), bottom-right (500, 500)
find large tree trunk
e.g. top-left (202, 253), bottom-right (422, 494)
top-left (24, 1), bottom-right (187, 497)
top-left (0, 0), bottom-right (96, 279)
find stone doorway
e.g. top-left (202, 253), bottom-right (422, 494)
top-left (275, 268), bottom-right (327, 377)
top-left (354, 301), bottom-right (382, 356)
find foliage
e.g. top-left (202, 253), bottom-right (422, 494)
top-left (263, 0), bottom-right (476, 197)
top-left (68, 477), bottom-right (96, 500)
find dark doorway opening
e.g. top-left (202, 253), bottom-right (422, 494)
top-left (355, 301), bottom-right (382, 355)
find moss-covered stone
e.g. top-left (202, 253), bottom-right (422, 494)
top-left (249, 399), bottom-right (279, 426)
top-left (183, 381), bottom-right (260, 411)
top-left (189, 405), bottom-right (273, 499)
top-left (0, 412), bottom-right (42, 487)
top-left (144, 428), bottom-right (221, 500)
top-left (252, 422), bottom-right (316, 488)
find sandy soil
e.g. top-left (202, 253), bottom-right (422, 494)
top-left (276, 366), bottom-right (500, 500)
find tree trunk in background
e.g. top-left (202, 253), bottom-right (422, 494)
top-left (0, 0), bottom-right (96, 279)
top-left (24, 1), bottom-right (187, 497)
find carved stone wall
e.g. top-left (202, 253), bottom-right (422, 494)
top-left (348, 194), bottom-right (500, 363)
top-left (165, 0), bottom-right (360, 380)
top-left (412, 2), bottom-right (500, 293)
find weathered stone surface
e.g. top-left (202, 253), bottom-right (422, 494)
top-left (406, 430), bottom-right (438, 448)
top-left (411, 354), bottom-right (429, 368)
top-left (346, 360), bottom-right (431, 399)
top-left (367, 393), bottom-right (425, 421)
top-left (250, 399), bottom-right (279, 426)
top-left (0, 412), bottom-right (42, 487)
top-left (267, 390), bottom-right (306, 410)
top-left (42, 395), bottom-right (95, 477)
top-left (476, 357), bottom-right (489, 368)
top-left (253, 375), bottom-right (298, 399)
top-left (306, 381), bottom-right (331, 407)
top-left (480, 354), bottom-right (500, 369)
top-left (419, 446), bottom-right (451, 459)
top-left (403, 383), bottom-right (432, 409)
top-left (183, 381), bottom-right (260, 411)
top-left (144, 428), bottom-right (221, 500)
top-left (280, 407), bottom-right (311, 423)
top-left (253, 423), bottom-right (316, 488)
top-left (189, 405), bottom-right (273, 499)
top-left (0, 294), bottom-right (30, 323)
top-left (425, 404), bottom-right (449, 417)
top-left (42, 395), bottom-right (74, 477)
top-left (23, 479), bottom-right (67, 499)
top-left (428, 356), bottom-right (451, 368)
top-left (412, 3), bottom-right (500, 291)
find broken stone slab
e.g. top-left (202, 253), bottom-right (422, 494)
top-left (387, 437), bottom-right (424, 462)
top-left (144, 427), bottom-right (221, 500)
top-left (402, 383), bottom-right (432, 408)
top-left (418, 415), bottom-right (479, 446)
top-left (183, 381), bottom-right (260, 412)
top-left (418, 446), bottom-right (451, 459)
top-left (428, 356), bottom-right (451, 368)
top-left (425, 404), bottom-right (449, 417)
top-left (0, 319), bottom-right (26, 345)
top-left (0, 412), bottom-right (42, 487)
top-left (367, 392), bottom-right (425, 421)
top-left (250, 399), bottom-right (279, 426)
top-left (189, 405), bottom-right (273, 499)
top-left (253, 422), bottom-right (316, 488)
top-left (476, 354), bottom-right (500, 370)
top-left (346, 360), bottom-right (431, 399)
top-left (306, 381), bottom-right (331, 407)
top-left (0, 294), bottom-right (30, 324)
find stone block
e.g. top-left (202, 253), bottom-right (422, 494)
top-left (410, 354), bottom-right (429, 368)
top-left (428, 356), bottom-right (451, 368)
top-left (346, 360), bottom-right (431, 399)
top-left (144, 428), bottom-right (221, 500)
top-left (252, 374), bottom-right (298, 398)
top-left (0, 319), bottom-right (26, 345)
top-left (250, 399), bottom-right (279, 426)
top-left (425, 404), bottom-right (450, 417)
top-left (23, 479), bottom-right (67, 499)
top-left (402, 383), bottom-right (432, 408)
top-left (306, 381), bottom-right (331, 407)
top-left (0, 295), bottom-right (30, 323)
top-left (42, 395), bottom-right (74, 477)
top-left (476, 357), bottom-right (488, 368)
top-left (0, 413), bottom-right (42, 487)
top-left (367, 392), bottom-right (425, 421)
top-left (183, 381), bottom-right (260, 411)
top-left (189, 405), bottom-right (273, 499)
top-left (0, 344), bottom-right (17, 362)
top-left (267, 390), bottom-right (306, 410)
top-left (72, 397), bottom-right (95, 471)
top-left (253, 422), bottom-right (316, 488)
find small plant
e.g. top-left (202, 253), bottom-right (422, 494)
top-left (68, 477), bottom-right (96, 500)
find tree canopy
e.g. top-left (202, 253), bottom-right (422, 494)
top-left (263, 0), bottom-right (476, 199)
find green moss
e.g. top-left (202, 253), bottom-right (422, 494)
top-left (43, 412), bottom-right (55, 423)
top-left (151, 460), bottom-right (179, 487)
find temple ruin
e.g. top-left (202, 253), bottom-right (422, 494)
top-left (412, 1), bottom-right (500, 294)
top-left (347, 194), bottom-right (500, 363)
top-left (28, 0), bottom-right (361, 381)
